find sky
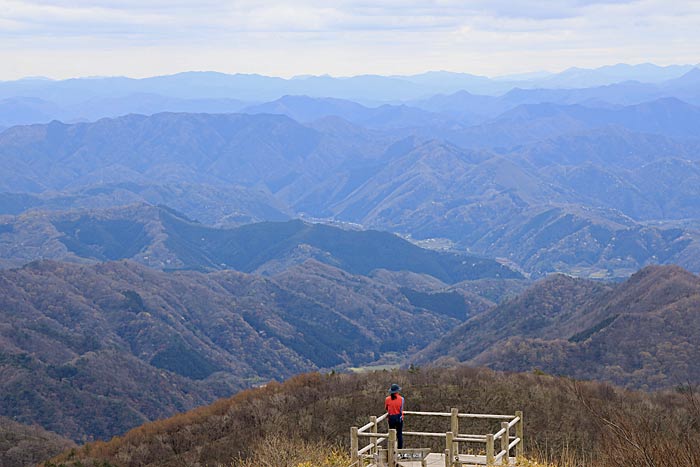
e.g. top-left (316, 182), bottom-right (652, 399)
top-left (0, 0), bottom-right (698, 80)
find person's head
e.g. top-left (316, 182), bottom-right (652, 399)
top-left (389, 383), bottom-right (401, 399)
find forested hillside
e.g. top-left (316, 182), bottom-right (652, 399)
top-left (1, 105), bottom-right (700, 277)
top-left (419, 265), bottom-right (700, 389)
top-left (0, 416), bottom-right (74, 467)
top-left (0, 256), bottom-right (511, 442)
top-left (0, 204), bottom-right (520, 282)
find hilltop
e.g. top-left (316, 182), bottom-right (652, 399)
top-left (45, 366), bottom-right (700, 467)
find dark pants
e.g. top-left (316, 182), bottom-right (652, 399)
top-left (388, 414), bottom-right (404, 449)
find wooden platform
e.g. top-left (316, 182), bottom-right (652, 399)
top-left (351, 409), bottom-right (524, 467)
top-left (393, 453), bottom-right (517, 467)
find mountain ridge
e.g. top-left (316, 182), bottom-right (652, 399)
top-left (417, 264), bottom-right (700, 389)
top-left (0, 203), bottom-right (523, 283)
top-left (1, 256), bottom-right (492, 441)
top-left (1, 64), bottom-right (699, 129)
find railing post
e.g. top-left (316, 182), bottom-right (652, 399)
top-left (451, 407), bottom-right (459, 457)
top-left (501, 422), bottom-right (509, 465)
top-left (446, 431), bottom-right (454, 466)
top-left (388, 428), bottom-right (397, 467)
top-left (444, 448), bottom-right (451, 467)
top-left (486, 433), bottom-right (495, 467)
top-left (351, 426), bottom-right (359, 464)
top-left (370, 415), bottom-right (378, 455)
top-left (516, 410), bottom-right (524, 464)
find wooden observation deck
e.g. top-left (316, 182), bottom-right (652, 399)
top-left (349, 409), bottom-right (524, 467)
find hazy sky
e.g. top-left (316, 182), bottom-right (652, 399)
top-left (0, 0), bottom-right (698, 80)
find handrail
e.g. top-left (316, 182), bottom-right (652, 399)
top-left (357, 431), bottom-right (390, 437)
top-left (508, 437), bottom-right (521, 451)
top-left (403, 431), bottom-right (447, 437)
top-left (453, 436), bottom-right (489, 443)
top-left (357, 444), bottom-right (373, 456)
top-left (493, 427), bottom-right (507, 440)
top-left (350, 408), bottom-right (524, 467)
top-left (358, 420), bottom-right (375, 433)
top-left (357, 433), bottom-right (389, 447)
top-left (358, 438), bottom-right (387, 456)
top-left (508, 416), bottom-right (521, 429)
top-left (403, 410), bottom-right (451, 417)
top-left (494, 449), bottom-right (507, 462)
top-left (454, 435), bottom-right (517, 441)
top-left (358, 413), bottom-right (388, 433)
top-left (404, 410), bottom-right (513, 420)
top-left (458, 413), bottom-right (514, 420)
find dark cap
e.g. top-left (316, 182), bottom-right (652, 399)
top-left (389, 383), bottom-right (401, 394)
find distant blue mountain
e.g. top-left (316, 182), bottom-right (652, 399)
top-left (0, 91), bottom-right (250, 128)
top-left (74, 93), bottom-right (249, 121)
top-left (2, 110), bottom-right (700, 278)
top-left (395, 70), bottom-right (516, 95)
top-left (412, 69), bottom-right (700, 124)
top-left (534, 63), bottom-right (696, 88)
top-left (242, 95), bottom-right (461, 129)
top-left (661, 68), bottom-right (700, 104)
top-left (0, 72), bottom-right (424, 105)
top-left (242, 95), bottom-right (369, 123)
top-left (408, 90), bottom-right (505, 124)
top-left (0, 64), bottom-right (697, 116)
top-left (494, 97), bottom-right (700, 140)
top-left (0, 97), bottom-right (66, 126)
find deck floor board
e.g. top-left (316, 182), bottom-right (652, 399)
top-left (391, 452), bottom-right (516, 466)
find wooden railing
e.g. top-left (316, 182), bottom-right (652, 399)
top-left (350, 408), bottom-right (524, 467)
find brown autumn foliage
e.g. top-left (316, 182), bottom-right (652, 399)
top-left (45, 366), bottom-right (698, 467)
top-left (0, 258), bottom-right (470, 442)
top-left (234, 435), bottom-right (351, 467)
top-left (419, 265), bottom-right (700, 390)
top-left (0, 415), bottom-right (75, 467)
top-left (573, 382), bottom-right (700, 467)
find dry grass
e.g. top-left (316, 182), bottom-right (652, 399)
top-left (573, 382), bottom-right (699, 467)
top-left (233, 435), bottom-right (351, 467)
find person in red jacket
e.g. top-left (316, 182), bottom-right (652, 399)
top-left (385, 383), bottom-right (404, 449)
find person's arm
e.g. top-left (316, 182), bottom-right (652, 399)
top-left (400, 396), bottom-right (405, 420)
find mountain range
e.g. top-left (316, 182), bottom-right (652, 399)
top-left (0, 211), bottom-right (696, 445)
top-left (0, 210), bottom-right (526, 441)
top-left (2, 107), bottom-right (700, 278)
top-left (1, 64), bottom-right (699, 128)
top-left (418, 264), bottom-right (700, 390)
top-left (2, 257), bottom-right (698, 447)
top-left (0, 259), bottom-right (458, 441)
top-left (1, 63), bottom-right (700, 451)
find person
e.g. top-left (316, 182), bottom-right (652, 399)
top-left (385, 383), bottom-right (404, 449)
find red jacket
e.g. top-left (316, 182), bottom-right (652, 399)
top-left (385, 395), bottom-right (404, 417)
